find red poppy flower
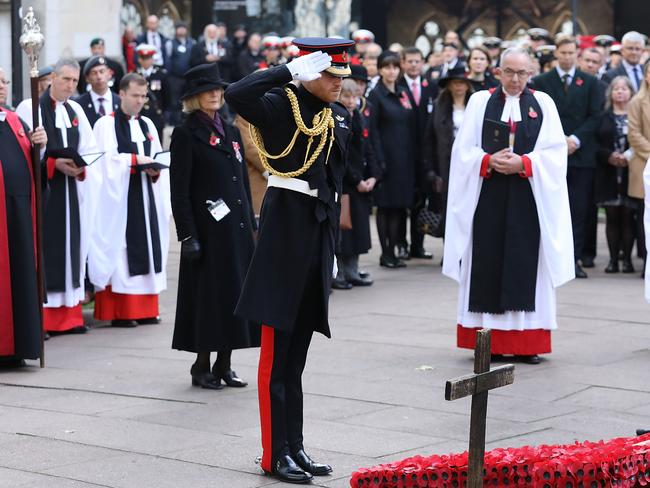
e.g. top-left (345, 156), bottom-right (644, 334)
top-left (209, 134), bottom-right (219, 146)
top-left (576, 77), bottom-right (584, 87)
top-left (72, 117), bottom-right (79, 127)
top-left (362, 127), bottom-right (369, 138)
top-left (146, 132), bottom-right (154, 141)
top-left (529, 108), bottom-right (538, 119)
top-left (422, 79), bottom-right (429, 87)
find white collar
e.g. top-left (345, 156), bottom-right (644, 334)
top-left (403, 73), bottom-right (421, 85)
top-left (128, 116), bottom-right (146, 144)
top-left (500, 91), bottom-right (522, 123)
top-left (622, 59), bottom-right (641, 72)
top-left (90, 89), bottom-right (111, 103)
top-left (0, 111), bottom-right (6, 122)
top-left (54, 99), bottom-right (72, 129)
top-left (556, 65), bottom-right (576, 79)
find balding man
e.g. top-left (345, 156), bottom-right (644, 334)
top-left (444, 47), bottom-right (574, 364)
top-left (190, 23), bottom-right (233, 80)
top-left (0, 67), bottom-right (11, 110)
top-left (136, 15), bottom-right (167, 67)
top-left (603, 31), bottom-right (645, 91)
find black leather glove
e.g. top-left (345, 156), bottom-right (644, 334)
top-left (181, 237), bottom-right (201, 262)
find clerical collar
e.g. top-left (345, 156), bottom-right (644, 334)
top-left (556, 65), bottom-right (576, 79)
top-left (500, 89), bottom-right (522, 123)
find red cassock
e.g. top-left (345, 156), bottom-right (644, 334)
top-left (0, 108), bottom-right (41, 359)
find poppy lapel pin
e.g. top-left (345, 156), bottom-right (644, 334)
top-left (209, 133), bottom-right (219, 146)
top-left (146, 132), bottom-right (154, 141)
top-left (528, 107), bottom-right (538, 119)
top-left (72, 117), bottom-right (79, 127)
top-left (576, 77), bottom-right (584, 87)
top-left (422, 79), bottom-right (429, 88)
top-left (18, 127), bottom-right (26, 137)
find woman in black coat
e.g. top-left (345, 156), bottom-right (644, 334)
top-left (466, 47), bottom-right (499, 92)
top-left (170, 63), bottom-right (259, 389)
top-left (594, 75), bottom-right (636, 273)
top-left (422, 67), bottom-right (473, 239)
top-left (368, 51), bottom-right (417, 268)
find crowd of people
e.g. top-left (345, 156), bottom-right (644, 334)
top-left (1, 16), bottom-right (650, 366)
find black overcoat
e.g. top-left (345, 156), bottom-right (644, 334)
top-left (594, 110), bottom-right (630, 204)
top-left (170, 112), bottom-right (259, 353)
top-left (224, 66), bottom-right (350, 337)
top-left (367, 80), bottom-right (417, 208)
top-left (340, 102), bottom-right (380, 256)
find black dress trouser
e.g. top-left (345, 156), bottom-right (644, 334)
top-left (567, 167), bottom-right (596, 261)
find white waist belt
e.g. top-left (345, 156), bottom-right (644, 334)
top-left (267, 175), bottom-right (319, 198)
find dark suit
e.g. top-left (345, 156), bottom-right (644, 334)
top-left (77, 57), bottom-right (124, 95)
top-left (190, 39), bottom-right (234, 81)
top-left (602, 62), bottom-right (643, 91)
top-left (136, 31), bottom-right (168, 66)
top-left (73, 91), bottom-right (120, 128)
top-left (533, 67), bottom-right (603, 261)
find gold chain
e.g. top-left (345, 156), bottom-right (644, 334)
top-left (249, 87), bottom-right (335, 178)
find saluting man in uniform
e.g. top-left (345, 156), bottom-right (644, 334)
top-left (225, 37), bottom-right (354, 484)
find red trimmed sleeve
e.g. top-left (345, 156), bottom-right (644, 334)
top-left (46, 157), bottom-right (57, 180)
top-left (480, 153), bottom-right (493, 179)
top-left (519, 155), bottom-right (532, 178)
top-left (130, 153), bottom-right (137, 174)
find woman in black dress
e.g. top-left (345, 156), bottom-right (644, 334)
top-left (368, 51), bottom-right (417, 268)
top-left (595, 75), bottom-right (636, 273)
top-left (466, 47), bottom-right (499, 92)
top-left (170, 63), bottom-right (259, 389)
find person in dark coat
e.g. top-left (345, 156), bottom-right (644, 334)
top-left (422, 66), bottom-right (473, 240)
top-left (135, 44), bottom-right (167, 139)
top-left (333, 79), bottom-right (379, 289)
top-left (74, 55), bottom-right (121, 128)
top-left (595, 76), bottom-right (637, 273)
top-left (466, 47), bottom-right (499, 92)
top-left (170, 63), bottom-right (259, 391)
top-left (190, 23), bottom-right (234, 81)
top-left (77, 38), bottom-right (124, 94)
top-left (237, 32), bottom-right (264, 79)
top-left (224, 38), bottom-right (353, 484)
top-left (164, 21), bottom-right (196, 126)
top-left (368, 50), bottom-right (417, 268)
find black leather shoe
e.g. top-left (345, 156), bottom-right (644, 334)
top-left (397, 246), bottom-right (410, 260)
top-left (214, 368), bottom-right (248, 387)
top-left (292, 449), bottom-right (332, 476)
top-left (380, 256), bottom-right (400, 268)
top-left (396, 259), bottom-right (407, 268)
top-left (348, 276), bottom-right (373, 286)
top-left (581, 256), bottom-right (595, 268)
top-left (111, 320), bottom-right (138, 328)
top-left (191, 368), bottom-right (223, 390)
top-left (359, 270), bottom-right (370, 278)
top-left (70, 325), bottom-right (89, 334)
top-left (605, 260), bottom-right (619, 273)
top-left (622, 260), bottom-right (635, 273)
top-left (136, 317), bottom-right (160, 325)
top-left (331, 277), bottom-right (352, 290)
top-left (517, 354), bottom-right (541, 364)
top-left (409, 248), bottom-right (433, 259)
top-left (266, 454), bottom-right (313, 484)
top-left (575, 263), bottom-right (588, 279)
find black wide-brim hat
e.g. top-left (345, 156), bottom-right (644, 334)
top-left (438, 66), bottom-right (471, 88)
top-left (180, 63), bottom-right (229, 100)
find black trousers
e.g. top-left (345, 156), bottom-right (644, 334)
top-left (257, 243), bottom-right (322, 472)
top-left (583, 202), bottom-right (598, 260)
top-left (567, 167), bottom-right (595, 261)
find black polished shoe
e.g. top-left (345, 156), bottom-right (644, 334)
top-left (69, 325), bottom-right (89, 334)
top-left (409, 248), bottom-right (433, 259)
top-left (581, 256), bottom-right (595, 268)
top-left (396, 246), bottom-right (410, 260)
top-left (575, 263), bottom-right (588, 279)
top-left (0, 358), bottom-right (27, 369)
top-left (348, 276), bottom-right (373, 286)
top-left (605, 259), bottom-right (619, 273)
top-left (136, 316), bottom-right (160, 325)
top-left (380, 255), bottom-right (400, 268)
top-left (396, 259), bottom-right (407, 268)
top-left (621, 260), bottom-right (635, 273)
top-left (266, 454), bottom-right (313, 484)
top-left (517, 354), bottom-right (541, 365)
top-left (331, 277), bottom-right (352, 290)
top-left (191, 368), bottom-right (223, 390)
top-left (111, 319), bottom-right (138, 328)
top-left (214, 368), bottom-right (248, 387)
top-left (358, 270), bottom-right (370, 279)
top-left (292, 449), bottom-right (332, 476)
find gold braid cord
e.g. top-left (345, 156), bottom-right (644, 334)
top-left (249, 87), bottom-right (335, 178)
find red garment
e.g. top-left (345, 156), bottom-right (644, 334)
top-left (457, 324), bottom-right (551, 355)
top-left (44, 305), bottom-right (83, 332)
top-left (123, 35), bottom-right (137, 73)
top-left (94, 286), bottom-right (158, 320)
top-left (0, 109), bottom-right (37, 355)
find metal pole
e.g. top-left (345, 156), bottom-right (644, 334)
top-left (11, 0), bottom-right (23, 105)
top-left (572, 0), bottom-right (578, 35)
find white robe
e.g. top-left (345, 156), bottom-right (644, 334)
top-left (16, 99), bottom-right (101, 308)
top-left (89, 114), bottom-right (171, 295)
top-left (442, 89), bottom-right (574, 331)
top-left (643, 157), bottom-right (650, 302)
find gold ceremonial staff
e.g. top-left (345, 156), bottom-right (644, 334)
top-left (20, 7), bottom-right (46, 368)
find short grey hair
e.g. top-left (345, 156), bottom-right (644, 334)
top-left (53, 57), bottom-right (80, 74)
top-left (500, 47), bottom-right (530, 66)
top-left (622, 31), bottom-right (646, 46)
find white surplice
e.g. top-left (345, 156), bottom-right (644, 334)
top-left (16, 98), bottom-right (101, 308)
top-left (442, 89), bottom-right (575, 331)
top-left (89, 114), bottom-right (171, 295)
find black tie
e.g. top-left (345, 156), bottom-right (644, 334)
top-left (633, 65), bottom-right (641, 91)
top-left (562, 73), bottom-right (570, 93)
top-left (97, 97), bottom-right (106, 116)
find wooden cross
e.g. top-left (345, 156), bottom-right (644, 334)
top-left (444, 329), bottom-right (515, 487)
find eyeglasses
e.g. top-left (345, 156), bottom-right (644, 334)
top-left (0, 79), bottom-right (10, 86)
top-left (501, 68), bottom-right (529, 79)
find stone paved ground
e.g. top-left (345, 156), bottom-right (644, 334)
top-left (1, 223), bottom-right (649, 487)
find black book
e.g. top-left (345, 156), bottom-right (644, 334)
top-left (136, 151), bottom-right (170, 171)
top-left (482, 119), bottom-right (510, 154)
top-left (47, 148), bottom-right (104, 167)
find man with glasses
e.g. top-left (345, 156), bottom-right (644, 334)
top-left (603, 31), bottom-right (646, 91)
top-left (444, 47), bottom-right (574, 365)
top-left (533, 35), bottom-right (603, 279)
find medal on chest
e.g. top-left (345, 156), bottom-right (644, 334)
top-left (232, 141), bottom-right (243, 162)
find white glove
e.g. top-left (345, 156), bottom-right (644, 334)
top-left (285, 51), bottom-right (332, 81)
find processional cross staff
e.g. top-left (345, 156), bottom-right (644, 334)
top-left (19, 7), bottom-right (45, 368)
top-left (445, 329), bottom-right (515, 487)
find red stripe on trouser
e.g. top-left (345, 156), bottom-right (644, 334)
top-left (258, 325), bottom-right (275, 472)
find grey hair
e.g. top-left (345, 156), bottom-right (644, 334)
top-left (622, 31), bottom-right (646, 46)
top-left (53, 57), bottom-right (80, 74)
top-left (500, 47), bottom-right (530, 66)
top-left (604, 75), bottom-right (635, 110)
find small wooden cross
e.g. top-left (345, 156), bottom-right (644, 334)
top-left (445, 329), bottom-right (515, 487)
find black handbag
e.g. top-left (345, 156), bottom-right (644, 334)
top-left (417, 208), bottom-right (444, 238)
